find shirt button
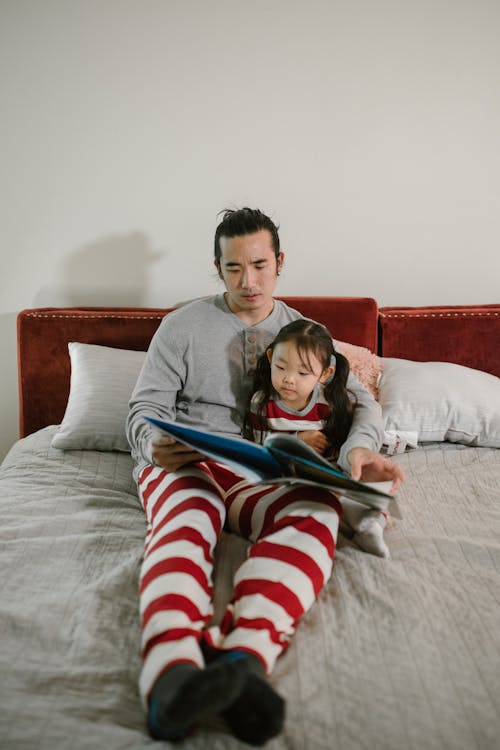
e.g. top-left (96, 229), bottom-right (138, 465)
top-left (247, 335), bottom-right (256, 343)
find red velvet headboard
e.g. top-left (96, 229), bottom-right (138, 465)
top-left (379, 304), bottom-right (500, 378)
top-left (17, 297), bottom-right (378, 438)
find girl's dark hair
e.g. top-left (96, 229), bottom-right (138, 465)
top-left (244, 319), bottom-right (355, 450)
top-left (214, 207), bottom-right (280, 263)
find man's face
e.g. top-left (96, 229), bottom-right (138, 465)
top-left (215, 229), bottom-right (284, 323)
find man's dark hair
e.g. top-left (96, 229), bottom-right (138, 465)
top-left (214, 207), bottom-right (281, 263)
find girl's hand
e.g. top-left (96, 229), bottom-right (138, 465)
top-left (297, 430), bottom-right (331, 455)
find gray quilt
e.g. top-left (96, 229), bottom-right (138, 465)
top-left (1, 428), bottom-right (499, 750)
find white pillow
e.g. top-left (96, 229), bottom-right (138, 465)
top-left (378, 358), bottom-right (500, 447)
top-left (51, 343), bottom-right (146, 452)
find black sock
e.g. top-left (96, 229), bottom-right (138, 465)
top-left (148, 663), bottom-right (198, 741)
top-left (147, 657), bottom-right (249, 741)
top-left (220, 654), bottom-right (286, 746)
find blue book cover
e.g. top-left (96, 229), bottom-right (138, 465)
top-left (145, 417), bottom-right (400, 516)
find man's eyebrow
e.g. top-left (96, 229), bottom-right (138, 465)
top-left (223, 257), bottom-right (269, 266)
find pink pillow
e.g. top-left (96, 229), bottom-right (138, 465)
top-left (334, 340), bottom-right (383, 397)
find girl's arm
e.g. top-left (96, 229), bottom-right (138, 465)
top-left (296, 430), bottom-right (330, 454)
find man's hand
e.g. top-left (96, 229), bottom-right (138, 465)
top-left (297, 430), bottom-right (331, 455)
top-left (151, 435), bottom-right (205, 472)
top-left (348, 447), bottom-right (405, 493)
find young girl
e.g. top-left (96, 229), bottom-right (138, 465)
top-left (245, 319), bottom-right (390, 558)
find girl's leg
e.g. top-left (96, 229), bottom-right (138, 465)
top-left (340, 497), bottom-right (390, 558)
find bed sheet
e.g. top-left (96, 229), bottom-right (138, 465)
top-left (1, 430), bottom-right (500, 750)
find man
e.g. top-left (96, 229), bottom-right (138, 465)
top-left (126, 207), bottom-right (404, 745)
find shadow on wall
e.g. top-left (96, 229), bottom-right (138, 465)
top-left (34, 231), bottom-right (162, 307)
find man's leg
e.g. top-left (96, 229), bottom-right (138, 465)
top-left (223, 483), bottom-right (341, 664)
top-left (138, 463), bottom-right (250, 739)
top-left (210, 483), bottom-right (341, 744)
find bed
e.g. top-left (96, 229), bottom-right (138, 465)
top-left (1, 298), bottom-right (500, 750)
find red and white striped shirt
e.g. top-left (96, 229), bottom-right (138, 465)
top-left (249, 384), bottom-right (331, 444)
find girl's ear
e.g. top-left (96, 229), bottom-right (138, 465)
top-left (266, 348), bottom-right (273, 364)
top-left (319, 366), bottom-right (334, 383)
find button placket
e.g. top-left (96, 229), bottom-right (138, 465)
top-left (245, 329), bottom-right (257, 371)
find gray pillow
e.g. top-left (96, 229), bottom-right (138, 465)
top-left (378, 357), bottom-right (500, 447)
top-left (51, 342), bottom-right (146, 451)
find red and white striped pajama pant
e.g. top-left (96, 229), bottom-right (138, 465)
top-left (137, 461), bottom-right (342, 703)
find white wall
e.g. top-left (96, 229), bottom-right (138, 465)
top-left (1, 0), bottom-right (499, 460)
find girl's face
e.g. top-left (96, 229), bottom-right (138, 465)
top-left (267, 340), bottom-right (333, 410)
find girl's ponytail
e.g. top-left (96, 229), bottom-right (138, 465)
top-left (242, 349), bottom-right (274, 442)
top-left (323, 349), bottom-right (356, 450)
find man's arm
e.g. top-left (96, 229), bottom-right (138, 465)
top-left (126, 316), bottom-right (191, 467)
top-left (337, 373), bottom-right (405, 489)
top-left (150, 434), bottom-right (205, 472)
top-left (337, 372), bottom-right (384, 468)
top-left (348, 446), bottom-right (405, 490)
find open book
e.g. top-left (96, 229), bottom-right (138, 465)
top-left (145, 417), bottom-right (401, 517)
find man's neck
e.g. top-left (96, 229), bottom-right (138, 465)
top-left (224, 294), bottom-right (275, 326)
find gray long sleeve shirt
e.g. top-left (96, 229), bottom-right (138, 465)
top-left (126, 294), bottom-right (384, 482)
